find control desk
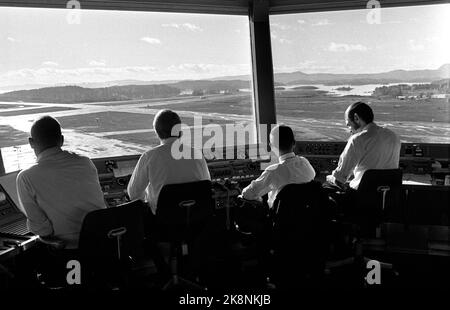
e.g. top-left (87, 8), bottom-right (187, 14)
top-left (92, 148), bottom-right (267, 208)
top-left (295, 141), bottom-right (450, 184)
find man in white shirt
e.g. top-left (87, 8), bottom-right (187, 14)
top-left (127, 109), bottom-right (211, 214)
top-left (16, 116), bottom-right (106, 249)
top-left (324, 102), bottom-right (401, 216)
top-left (326, 101), bottom-right (401, 190)
top-left (242, 125), bottom-right (316, 208)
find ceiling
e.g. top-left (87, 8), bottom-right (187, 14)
top-left (0, 0), bottom-right (446, 15)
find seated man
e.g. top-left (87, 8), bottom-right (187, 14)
top-left (325, 101), bottom-right (401, 213)
top-left (16, 116), bottom-right (106, 249)
top-left (127, 109), bottom-right (211, 214)
top-left (242, 125), bottom-right (316, 208)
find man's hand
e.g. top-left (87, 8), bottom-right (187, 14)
top-left (326, 175), bottom-right (347, 190)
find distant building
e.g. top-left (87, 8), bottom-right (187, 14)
top-left (180, 89), bottom-right (194, 95)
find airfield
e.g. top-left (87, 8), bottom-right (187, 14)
top-left (1, 90), bottom-right (449, 172)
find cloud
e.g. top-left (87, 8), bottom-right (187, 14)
top-left (408, 40), bottom-right (425, 51)
top-left (167, 63), bottom-right (250, 77)
top-left (275, 61), bottom-right (344, 74)
top-left (327, 42), bottom-right (368, 52)
top-left (41, 61), bottom-right (59, 67)
top-left (297, 19), bottom-right (306, 24)
top-left (312, 19), bottom-right (333, 26)
top-left (0, 66), bottom-right (158, 87)
top-left (88, 60), bottom-right (106, 66)
top-left (141, 37), bottom-right (161, 44)
top-left (270, 23), bottom-right (291, 31)
top-left (0, 64), bottom-right (251, 87)
top-left (161, 23), bottom-right (203, 32)
top-left (7, 37), bottom-right (19, 43)
top-left (271, 33), bottom-right (293, 44)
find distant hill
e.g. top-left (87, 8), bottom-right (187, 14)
top-left (0, 80), bottom-right (251, 103)
top-left (277, 64), bottom-right (450, 85)
top-left (1, 64), bottom-right (448, 102)
top-left (0, 85), bottom-right (180, 103)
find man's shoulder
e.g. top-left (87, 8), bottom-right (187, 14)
top-left (17, 166), bottom-right (34, 181)
top-left (265, 162), bottom-right (280, 172)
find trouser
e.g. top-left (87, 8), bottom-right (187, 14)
top-left (322, 181), bottom-right (358, 218)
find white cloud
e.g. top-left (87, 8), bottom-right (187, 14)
top-left (0, 66), bottom-right (158, 87)
top-left (270, 23), bottom-right (291, 31)
top-left (408, 40), bottom-right (425, 51)
top-left (7, 37), bottom-right (19, 42)
top-left (161, 23), bottom-right (203, 32)
top-left (271, 33), bottom-right (293, 44)
top-left (167, 63), bottom-right (250, 77)
top-left (141, 37), bottom-right (161, 45)
top-left (88, 60), bottom-right (106, 66)
top-left (312, 19), bottom-right (333, 26)
top-left (0, 64), bottom-right (251, 88)
top-left (297, 19), bottom-right (306, 24)
top-left (278, 38), bottom-right (293, 44)
top-left (41, 61), bottom-right (59, 67)
top-left (327, 42), bottom-right (368, 52)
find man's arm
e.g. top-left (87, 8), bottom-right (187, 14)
top-left (242, 169), bottom-right (273, 201)
top-left (329, 138), bottom-right (359, 186)
top-left (127, 153), bottom-right (150, 200)
top-left (200, 157), bottom-right (211, 181)
top-left (16, 173), bottom-right (53, 237)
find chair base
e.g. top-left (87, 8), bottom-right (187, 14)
top-left (162, 274), bottom-right (206, 291)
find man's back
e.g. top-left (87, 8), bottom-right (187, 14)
top-left (348, 123), bottom-right (401, 188)
top-left (17, 147), bottom-right (106, 249)
top-left (127, 137), bottom-right (211, 214)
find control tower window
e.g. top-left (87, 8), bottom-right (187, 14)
top-left (0, 7), bottom-right (254, 172)
top-left (270, 4), bottom-right (450, 143)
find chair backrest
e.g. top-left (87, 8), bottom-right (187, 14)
top-left (356, 169), bottom-right (403, 225)
top-left (79, 199), bottom-right (146, 262)
top-left (271, 181), bottom-right (332, 283)
top-left (272, 181), bottom-right (331, 257)
top-left (156, 180), bottom-right (214, 243)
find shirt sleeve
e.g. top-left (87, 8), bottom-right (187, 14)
top-left (16, 172), bottom-right (53, 237)
top-left (242, 168), bottom-right (274, 201)
top-left (331, 137), bottom-right (360, 184)
top-left (127, 153), bottom-right (150, 200)
top-left (200, 157), bottom-right (211, 181)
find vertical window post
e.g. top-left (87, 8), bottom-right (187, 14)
top-left (249, 0), bottom-right (277, 149)
top-left (0, 149), bottom-right (5, 175)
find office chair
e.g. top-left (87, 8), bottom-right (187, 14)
top-left (325, 169), bottom-right (403, 285)
top-left (269, 181), bottom-right (332, 288)
top-left (78, 199), bottom-right (152, 289)
top-left (155, 180), bottom-right (214, 290)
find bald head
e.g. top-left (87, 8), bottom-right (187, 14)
top-left (345, 102), bottom-right (374, 133)
top-left (29, 116), bottom-right (64, 154)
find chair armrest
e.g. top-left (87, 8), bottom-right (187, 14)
top-left (38, 236), bottom-right (66, 250)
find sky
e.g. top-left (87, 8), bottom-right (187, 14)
top-left (0, 3), bottom-right (449, 88)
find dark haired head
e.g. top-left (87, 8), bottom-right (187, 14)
top-left (153, 109), bottom-right (182, 140)
top-left (29, 116), bottom-right (63, 154)
top-left (270, 125), bottom-right (295, 154)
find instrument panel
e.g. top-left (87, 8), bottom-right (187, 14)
top-left (295, 141), bottom-right (450, 178)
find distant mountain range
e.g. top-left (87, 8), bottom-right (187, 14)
top-left (0, 64), bottom-right (448, 103)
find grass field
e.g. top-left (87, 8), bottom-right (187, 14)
top-left (0, 125), bottom-right (29, 148)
